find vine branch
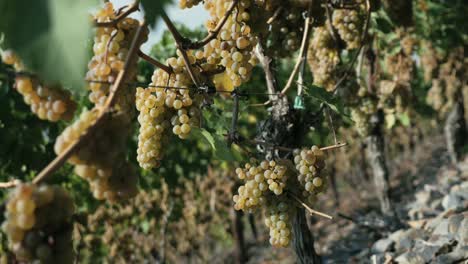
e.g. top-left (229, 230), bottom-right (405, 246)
top-left (138, 50), bottom-right (173, 74)
top-left (288, 192), bottom-right (333, 219)
top-left (32, 22), bottom-right (146, 185)
top-left (161, 11), bottom-right (201, 87)
top-left (94, 0), bottom-right (140, 27)
top-left (281, 0), bottom-right (314, 95)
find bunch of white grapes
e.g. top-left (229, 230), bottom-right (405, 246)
top-left (54, 109), bottom-right (138, 201)
top-left (202, 0), bottom-right (258, 89)
top-left (308, 26), bottom-right (340, 91)
top-left (293, 146), bottom-right (327, 204)
top-left (233, 160), bottom-right (289, 213)
top-left (332, 0), bottom-right (366, 49)
top-left (1, 50), bottom-right (76, 122)
top-left (264, 199), bottom-right (294, 247)
top-left (179, 0), bottom-right (202, 9)
top-left (2, 183), bottom-right (75, 263)
top-left (136, 52), bottom-right (200, 170)
top-left (87, 2), bottom-right (148, 109)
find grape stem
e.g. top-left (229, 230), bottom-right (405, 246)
top-left (32, 22), bottom-right (147, 185)
top-left (288, 192), bottom-right (333, 220)
top-left (186, 0), bottom-right (239, 49)
top-left (281, 0), bottom-right (314, 95)
top-left (161, 11), bottom-right (201, 87)
top-left (137, 50), bottom-right (173, 74)
top-left (94, 0), bottom-right (140, 27)
top-left (0, 179), bottom-right (21, 188)
top-left (267, 6), bottom-right (283, 24)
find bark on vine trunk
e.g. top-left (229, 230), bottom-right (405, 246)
top-left (231, 209), bottom-right (247, 264)
top-left (444, 97), bottom-right (467, 164)
top-left (293, 209), bottom-right (322, 264)
top-left (365, 110), bottom-right (395, 218)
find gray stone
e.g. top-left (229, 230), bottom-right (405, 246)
top-left (412, 239), bottom-right (439, 262)
top-left (430, 198), bottom-right (443, 211)
top-left (372, 238), bottom-right (395, 253)
top-left (441, 194), bottom-right (463, 211)
top-left (434, 245), bottom-right (468, 264)
top-left (432, 218), bottom-right (450, 236)
top-left (456, 216), bottom-right (468, 246)
top-left (393, 229), bottom-right (428, 252)
top-left (425, 214), bottom-right (445, 232)
top-left (394, 251), bottom-right (425, 264)
top-left (447, 213), bottom-right (464, 233)
top-left (370, 253), bottom-right (386, 264)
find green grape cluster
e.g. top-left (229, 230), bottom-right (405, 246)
top-left (233, 160), bottom-right (289, 213)
top-left (331, 0), bottom-right (366, 49)
top-left (264, 199), bottom-right (294, 247)
top-left (54, 110), bottom-right (138, 201)
top-left (268, 2), bottom-right (304, 56)
top-left (308, 26), bottom-right (340, 91)
top-left (350, 97), bottom-right (377, 137)
top-left (293, 146), bottom-right (327, 204)
top-left (179, 0), bottom-right (202, 9)
top-left (2, 184), bottom-right (74, 263)
top-left (202, 0), bottom-right (258, 89)
top-left (1, 50), bottom-right (76, 122)
top-left (136, 54), bottom-right (200, 170)
top-left (87, 2), bottom-right (148, 108)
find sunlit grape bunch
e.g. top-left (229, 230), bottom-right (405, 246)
top-left (331, 0), bottom-right (366, 49)
top-left (179, 0), bottom-right (202, 9)
top-left (233, 159), bottom-right (289, 213)
top-left (202, 0), bottom-right (259, 90)
top-left (1, 50), bottom-right (76, 122)
top-left (2, 183), bottom-right (75, 263)
top-left (308, 26), bottom-right (340, 91)
top-left (87, 2), bottom-right (148, 108)
top-left (293, 146), bottom-right (327, 204)
top-left (54, 110), bottom-right (138, 201)
top-left (136, 53), bottom-right (201, 170)
top-left (264, 199), bottom-right (294, 247)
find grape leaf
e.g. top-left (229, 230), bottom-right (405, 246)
top-left (195, 128), bottom-right (236, 161)
top-left (306, 85), bottom-right (352, 123)
top-left (140, 0), bottom-right (172, 28)
top-left (0, 0), bottom-right (96, 91)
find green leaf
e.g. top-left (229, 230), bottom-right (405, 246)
top-left (195, 128), bottom-right (235, 161)
top-left (306, 85), bottom-right (352, 122)
top-left (0, 0), bottom-right (96, 91)
top-left (140, 0), bottom-right (171, 27)
top-left (397, 112), bottom-right (411, 127)
top-left (199, 128), bottom-right (216, 150)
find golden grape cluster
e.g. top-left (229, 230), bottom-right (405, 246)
top-left (332, 0), bottom-right (366, 49)
top-left (54, 110), bottom-right (138, 201)
top-left (264, 199), bottom-right (294, 247)
top-left (179, 0), bottom-right (202, 9)
top-left (86, 2), bottom-right (148, 109)
top-left (350, 97), bottom-right (378, 137)
top-left (233, 160), bottom-right (289, 213)
top-left (293, 146), bottom-right (327, 204)
top-left (308, 26), bottom-right (340, 91)
top-left (2, 184), bottom-right (74, 263)
top-left (427, 47), bottom-right (466, 116)
top-left (136, 54), bottom-right (200, 170)
top-left (233, 159), bottom-right (301, 247)
top-left (202, 0), bottom-right (258, 90)
top-left (53, 3), bottom-right (147, 201)
top-left (1, 50), bottom-right (76, 122)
